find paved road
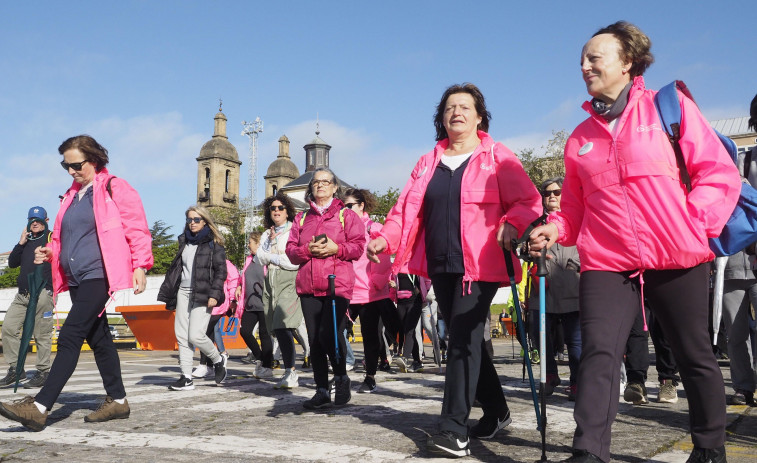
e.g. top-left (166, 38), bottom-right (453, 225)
top-left (0, 338), bottom-right (754, 462)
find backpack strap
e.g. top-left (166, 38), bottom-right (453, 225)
top-left (745, 149), bottom-right (753, 180)
top-left (106, 176), bottom-right (115, 198)
top-left (298, 208), bottom-right (346, 229)
top-left (654, 81), bottom-right (692, 192)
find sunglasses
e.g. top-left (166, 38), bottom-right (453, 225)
top-left (60, 160), bottom-right (88, 171)
top-left (344, 203), bottom-right (358, 209)
top-left (186, 217), bottom-right (204, 224)
top-left (542, 189), bottom-right (562, 197)
top-left (269, 205), bottom-right (286, 211)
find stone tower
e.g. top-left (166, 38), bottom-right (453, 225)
top-left (264, 135), bottom-right (300, 198)
top-left (303, 128), bottom-right (332, 172)
top-left (196, 109), bottom-right (242, 215)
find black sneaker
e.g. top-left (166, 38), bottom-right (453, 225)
top-left (214, 355), bottom-right (228, 385)
top-left (378, 360), bottom-right (391, 373)
top-left (302, 356), bottom-right (311, 369)
top-left (23, 370), bottom-right (49, 389)
top-left (272, 360), bottom-right (282, 369)
top-left (470, 410), bottom-right (512, 439)
top-left (0, 366), bottom-right (26, 387)
top-left (168, 375), bottom-right (195, 391)
top-left (240, 352), bottom-right (256, 364)
top-left (408, 360), bottom-right (424, 373)
top-left (686, 445), bottom-right (726, 463)
top-left (560, 450), bottom-right (603, 462)
top-left (427, 430), bottom-right (470, 458)
top-left (334, 375), bottom-right (351, 405)
top-left (357, 376), bottom-right (377, 394)
top-left (303, 388), bottom-right (332, 410)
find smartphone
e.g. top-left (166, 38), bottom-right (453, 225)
top-left (314, 233), bottom-right (327, 243)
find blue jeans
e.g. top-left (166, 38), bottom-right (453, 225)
top-left (343, 328), bottom-right (355, 366)
top-left (530, 310), bottom-right (582, 385)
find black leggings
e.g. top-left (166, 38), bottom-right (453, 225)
top-left (301, 295), bottom-right (349, 389)
top-left (240, 310), bottom-right (273, 368)
top-left (396, 295), bottom-right (423, 362)
top-left (350, 298), bottom-right (395, 376)
top-left (274, 329), bottom-right (296, 369)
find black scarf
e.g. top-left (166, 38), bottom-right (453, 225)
top-left (591, 82), bottom-right (633, 122)
top-left (184, 225), bottom-right (211, 245)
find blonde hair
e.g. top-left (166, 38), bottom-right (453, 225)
top-left (185, 205), bottom-right (225, 246)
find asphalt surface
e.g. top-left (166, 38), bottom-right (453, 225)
top-left (0, 337), bottom-right (754, 462)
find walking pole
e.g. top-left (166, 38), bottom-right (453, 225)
top-left (503, 245), bottom-right (541, 429)
top-left (535, 246), bottom-right (549, 462)
top-left (329, 274), bottom-right (341, 363)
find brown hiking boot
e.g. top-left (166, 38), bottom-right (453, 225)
top-left (0, 395), bottom-right (48, 431)
top-left (84, 396), bottom-right (130, 423)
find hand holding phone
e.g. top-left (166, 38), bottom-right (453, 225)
top-left (314, 233), bottom-right (327, 244)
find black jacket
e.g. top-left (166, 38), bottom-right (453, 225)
top-left (9, 231), bottom-right (53, 293)
top-left (157, 231), bottom-right (227, 310)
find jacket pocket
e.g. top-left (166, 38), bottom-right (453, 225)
top-left (462, 188), bottom-right (499, 204)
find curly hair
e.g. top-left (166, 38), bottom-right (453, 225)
top-left (433, 83), bottom-right (491, 141)
top-left (592, 21), bottom-right (654, 78)
top-left (262, 192), bottom-right (296, 229)
top-left (342, 188), bottom-right (377, 213)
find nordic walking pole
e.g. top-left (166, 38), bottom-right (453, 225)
top-left (503, 245), bottom-right (541, 429)
top-left (329, 274), bottom-right (341, 363)
top-left (535, 246), bottom-right (549, 462)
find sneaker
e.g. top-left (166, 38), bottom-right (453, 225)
top-left (357, 376), bottom-right (377, 394)
top-left (272, 360), bottom-right (282, 369)
top-left (0, 366), bottom-right (27, 387)
top-left (23, 370), bottom-right (49, 389)
top-left (623, 382), bottom-right (648, 405)
top-left (657, 380), bottom-right (678, 404)
top-left (0, 396), bottom-right (47, 431)
top-left (345, 363), bottom-right (354, 372)
top-left (274, 369), bottom-right (299, 389)
top-left (240, 352), bottom-right (256, 364)
top-left (334, 375), bottom-right (352, 405)
top-left (686, 445), bottom-right (727, 463)
top-left (426, 430), bottom-right (470, 457)
top-left (567, 384), bottom-right (577, 402)
top-left (254, 362), bottom-right (274, 379)
top-left (392, 357), bottom-right (408, 373)
top-left (214, 356), bottom-right (228, 385)
top-left (441, 349), bottom-right (447, 364)
top-left (729, 390), bottom-right (755, 406)
top-left (378, 360), bottom-right (392, 373)
top-left (168, 375), bottom-right (195, 391)
top-left (84, 396), bottom-right (130, 422)
top-left (302, 356), bottom-right (311, 369)
top-left (560, 449), bottom-right (604, 462)
top-left (470, 410), bottom-right (512, 439)
top-left (408, 360), bottom-right (424, 373)
top-left (191, 364), bottom-right (213, 379)
top-left (541, 373), bottom-right (562, 396)
top-left (220, 351), bottom-right (229, 360)
top-left (303, 388), bottom-right (332, 410)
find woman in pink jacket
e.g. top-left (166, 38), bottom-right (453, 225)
top-left (529, 22), bottom-right (740, 463)
top-left (0, 135), bottom-right (153, 431)
top-left (286, 168), bottom-right (365, 410)
top-left (367, 83), bottom-right (542, 458)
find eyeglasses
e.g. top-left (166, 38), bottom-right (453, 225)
top-left (344, 203), bottom-right (358, 209)
top-left (60, 160), bottom-right (88, 171)
top-left (312, 179), bottom-right (333, 186)
top-left (269, 205), bottom-right (286, 211)
top-left (186, 217), bottom-right (204, 224)
top-left (542, 189), bottom-right (562, 197)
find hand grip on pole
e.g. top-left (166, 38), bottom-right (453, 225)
top-left (535, 241), bottom-right (548, 277)
top-left (328, 274), bottom-right (336, 296)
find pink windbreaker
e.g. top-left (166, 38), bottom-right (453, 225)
top-left (550, 76), bottom-right (741, 272)
top-left (351, 213), bottom-right (392, 304)
top-left (49, 168), bottom-right (153, 295)
top-left (212, 260), bottom-right (240, 316)
top-left (377, 131), bottom-right (542, 287)
top-left (286, 198), bottom-right (365, 299)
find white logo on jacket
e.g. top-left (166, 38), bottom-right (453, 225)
top-left (636, 124), bottom-right (662, 132)
top-left (578, 142), bottom-right (593, 156)
top-left (480, 163), bottom-right (493, 171)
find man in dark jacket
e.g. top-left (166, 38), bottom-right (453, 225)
top-left (0, 207), bottom-right (54, 388)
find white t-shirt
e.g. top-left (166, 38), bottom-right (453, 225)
top-left (441, 151), bottom-right (473, 171)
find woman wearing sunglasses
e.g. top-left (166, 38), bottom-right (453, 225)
top-left (158, 205), bottom-right (228, 391)
top-left (255, 193), bottom-right (306, 389)
top-left (0, 135), bottom-right (153, 431)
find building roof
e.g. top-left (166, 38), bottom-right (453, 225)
top-left (265, 157), bottom-right (299, 178)
top-left (711, 117), bottom-right (752, 137)
top-left (280, 171), bottom-right (354, 192)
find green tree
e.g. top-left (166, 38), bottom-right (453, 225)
top-left (147, 219), bottom-right (178, 275)
top-left (0, 267), bottom-right (20, 289)
top-left (516, 129), bottom-right (568, 187)
top-left (209, 201), bottom-right (261, 269)
top-left (150, 220), bottom-right (175, 248)
top-left (371, 187), bottom-right (400, 224)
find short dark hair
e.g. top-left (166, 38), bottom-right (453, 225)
top-left (262, 192), bottom-right (296, 229)
top-left (592, 21), bottom-right (654, 77)
top-left (540, 177), bottom-right (564, 193)
top-left (342, 188), bottom-right (377, 213)
top-left (249, 231), bottom-right (262, 242)
top-left (305, 167), bottom-right (343, 203)
top-left (58, 135), bottom-right (110, 171)
top-left (433, 83), bottom-right (491, 141)
top-left (749, 93), bottom-right (757, 133)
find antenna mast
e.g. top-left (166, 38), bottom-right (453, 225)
top-left (241, 117), bottom-right (263, 227)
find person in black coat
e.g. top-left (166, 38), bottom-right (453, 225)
top-left (158, 205), bottom-right (227, 390)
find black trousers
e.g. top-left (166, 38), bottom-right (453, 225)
top-left (36, 279), bottom-right (125, 409)
top-left (301, 295), bottom-right (349, 389)
top-left (274, 329), bottom-right (296, 369)
top-left (625, 308), bottom-right (680, 384)
top-left (396, 294), bottom-right (423, 362)
top-left (350, 298), bottom-right (395, 376)
top-left (574, 266), bottom-right (726, 462)
top-left (431, 274), bottom-right (507, 436)
top-left (240, 310), bottom-right (273, 368)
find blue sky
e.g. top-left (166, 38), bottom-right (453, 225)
top-left (1, 1), bottom-right (755, 251)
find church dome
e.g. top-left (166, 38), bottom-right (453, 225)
top-left (197, 111), bottom-right (240, 163)
top-left (266, 157), bottom-right (299, 178)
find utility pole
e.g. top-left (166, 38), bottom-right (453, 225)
top-left (241, 117), bottom-right (263, 228)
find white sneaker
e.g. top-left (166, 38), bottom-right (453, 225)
top-left (274, 369), bottom-right (299, 389)
top-left (254, 363), bottom-right (273, 379)
top-left (346, 363), bottom-right (354, 372)
top-left (192, 364), bottom-right (213, 379)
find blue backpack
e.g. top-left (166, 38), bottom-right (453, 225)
top-left (654, 80), bottom-right (757, 256)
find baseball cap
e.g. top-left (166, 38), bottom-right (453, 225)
top-left (27, 206), bottom-right (48, 221)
